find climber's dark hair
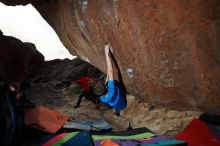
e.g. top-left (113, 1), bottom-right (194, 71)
top-left (90, 80), bottom-right (107, 96)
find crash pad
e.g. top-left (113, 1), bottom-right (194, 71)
top-left (63, 120), bottom-right (112, 131)
top-left (176, 118), bottom-right (220, 146)
top-left (25, 106), bottom-right (69, 134)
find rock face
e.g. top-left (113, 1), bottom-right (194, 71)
top-left (1, 0), bottom-right (220, 114)
top-left (0, 30), bottom-right (45, 83)
top-left (34, 58), bottom-right (104, 83)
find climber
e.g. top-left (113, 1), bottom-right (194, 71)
top-left (99, 44), bottom-right (127, 116)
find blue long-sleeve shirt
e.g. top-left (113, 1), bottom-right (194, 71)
top-left (100, 80), bottom-right (127, 110)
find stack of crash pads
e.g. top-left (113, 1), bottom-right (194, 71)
top-left (176, 117), bottom-right (220, 146)
top-left (25, 106), bottom-right (69, 134)
top-left (93, 128), bottom-right (186, 146)
top-left (40, 127), bottom-right (186, 146)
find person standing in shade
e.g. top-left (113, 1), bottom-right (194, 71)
top-left (7, 82), bottom-right (25, 143)
top-left (99, 44), bottom-right (127, 116)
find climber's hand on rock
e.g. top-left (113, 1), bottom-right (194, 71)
top-left (105, 44), bottom-right (110, 55)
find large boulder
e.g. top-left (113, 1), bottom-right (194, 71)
top-left (0, 30), bottom-right (45, 83)
top-left (1, 0), bottom-right (220, 114)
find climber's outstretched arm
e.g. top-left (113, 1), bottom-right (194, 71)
top-left (105, 44), bottom-right (113, 81)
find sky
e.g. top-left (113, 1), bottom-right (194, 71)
top-left (0, 2), bottom-right (75, 61)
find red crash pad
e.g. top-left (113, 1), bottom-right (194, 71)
top-left (176, 118), bottom-right (220, 146)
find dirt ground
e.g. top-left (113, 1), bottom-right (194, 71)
top-left (26, 82), bottom-right (201, 139)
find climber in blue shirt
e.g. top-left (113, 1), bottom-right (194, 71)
top-left (100, 44), bottom-right (127, 116)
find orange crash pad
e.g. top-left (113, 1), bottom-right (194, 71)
top-left (25, 106), bottom-right (69, 134)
